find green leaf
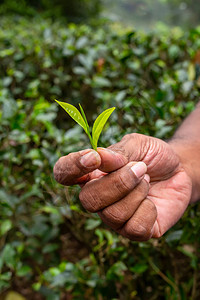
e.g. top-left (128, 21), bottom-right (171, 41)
top-left (55, 101), bottom-right (115, 150)
top-left (16, 265), bottom-right (32, 277)
top-left (95, 229), bottom-right (104, 244)
top-left (85, 218), bottom-right (102, 230)
top-left (42, 243), bottom-right (59, 254)
top-left (55, 100), bottom-right (87, 133)
top-left (79, 104), bottom-right (90, 134)
top-left (106, 261), bottom-right (127, 280)
top-left (32, 282), bottom-right (41, 291)
top-left (130, 263), bottom-right (148, 274)
top-left (103, 229), bottom-right (114, 245)
top-left (49, 267), bottom-right (61, 277)
top-left (92, 107), bottom-right (115, 150)
top-left (0, 220), bottom-right (12, 236)
top-left (1, 244), bottom-right (16, 269)
top-left (79, 104), bottom-right (94, 148)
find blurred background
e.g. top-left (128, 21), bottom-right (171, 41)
top-left (104, 0), bottom-right (200, 29)
top-left (0, 1), bottom-right (200, 299)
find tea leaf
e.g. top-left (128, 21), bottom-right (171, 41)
top-left (55, 100), bottom-right (87, 133)
top-left (79, 104), bottom-right (90, 134)
top-left (92, 107), bottom-right (115, 150)
top-left (79, 104), bottom-right (94, 149)
top-left (55, 101), bottom-right (115, 150)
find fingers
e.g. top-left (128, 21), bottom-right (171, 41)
top-left (98, 134), bottom-right (179, 181)
top-left (53, 133), bottom-right (151, 186)
top-left (79, 161), bottom-right (147, 212)
top-left (97, 133), bottom-right (149, 173)
top-left (98, 178), bottom-right (149, 230)
top-left (118, 199), bottom-right (157, 241)
top-left (97, 147), bottom-right (128, 172)
top-left (79, 159), bottom-right (156, 242)
top-left (53, 149), bottom-right (101, 186)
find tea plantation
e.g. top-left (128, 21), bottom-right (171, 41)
top-left (0, 16), bottom-right (200, 299)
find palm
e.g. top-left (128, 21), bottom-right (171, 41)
top-left (127, 135), bottom-right (192, 237)
top-left (147, 170), bottom-right (191, 237)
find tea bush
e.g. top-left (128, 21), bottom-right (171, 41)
top-left (0, 0), bottom-right (101, 22)
top-left (0, 16), bottom-right (200, 299)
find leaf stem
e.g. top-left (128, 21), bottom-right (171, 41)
top-left (88, 131), bottom-right (96, 150)
top-left (79, 104), bottom-right (96, 150)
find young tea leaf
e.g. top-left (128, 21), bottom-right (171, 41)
top-left (92, 107), bottom-right (115, 150)
top-left (55, 100), bottom-right (116, 150)
top-left (79, 104), bottom-right (94, 149)
top-left (55, 100), bottom-right (88, 133)
top-left (79, 104), bottom-right (90, 134)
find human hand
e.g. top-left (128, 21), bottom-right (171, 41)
top-left (53, 133), bottom-right (192, 241)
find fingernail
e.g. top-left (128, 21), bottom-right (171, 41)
top-left (144, 174), bottom-right (150, 183)
top-left (131, 162), bottom-right (147, 179)
top-left (80, 151), bottom-right (100, 168)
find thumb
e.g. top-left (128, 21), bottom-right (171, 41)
top-left (97, 134), bottom-right (147, 173)
top-left (97, 147), bottom-right (128, 173)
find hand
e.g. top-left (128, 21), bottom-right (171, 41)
top-left (53, 133), bottom-right (192, 241)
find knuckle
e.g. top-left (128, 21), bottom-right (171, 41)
top-left (121, 133), bottom-right (138, 142)
top-left (109, 134), bottom-right (135, 159)
top-left (79, 187), bottom-right (101, 213)
top-left (114, 133), bottom-right (140, 161)
top-left (153, 231), bottom-right (162, 239)
top-left (121, 133), bottom-right (132, 141)
top-left (123, 199), bottom-right (157, 241)
top-left (145, 199), bottom-right (157, 216)
top-left (125, 220), bottom-right (151, 241)
top-left (102, 205), bottom-right (127, 225)
top-left (121, 133), bottom-right (131, 142)
top-left (136, 180), bottom-right (149, 198)
top-left (113, 172), bottom-right (132, 195)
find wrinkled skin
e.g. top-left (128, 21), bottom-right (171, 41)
top-left (54, 133), bottom-right (192, 241)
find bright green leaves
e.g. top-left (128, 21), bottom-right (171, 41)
top-left (55, 100), bottom-right (115, 150)
top-left (55, 100), bottom-right (87, 133)
top-left (92, 107), bottom-right (116, 150)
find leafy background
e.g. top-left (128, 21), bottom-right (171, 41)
top-left (0, 0), bottom-right (200, 299)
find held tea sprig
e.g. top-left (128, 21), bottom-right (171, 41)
top-left (55, 100), bottom-right (115, 151)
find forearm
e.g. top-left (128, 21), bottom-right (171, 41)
top-left (169, 102), bottom-right (200, 203)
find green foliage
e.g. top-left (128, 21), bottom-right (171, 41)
top-left (0, 15), bottom-right (200, 299)
top-left (55, 100), bottom-right (115, 150)
top-left (0, 0), bottom-right (101, 22)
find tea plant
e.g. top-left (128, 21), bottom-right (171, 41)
top-left (1, 16), bottom-right (200, 300)
top-left (55, 100), bottom-right (115, 150)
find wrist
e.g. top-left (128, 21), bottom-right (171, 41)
top-left (168, 137), bottom-right (200, 203)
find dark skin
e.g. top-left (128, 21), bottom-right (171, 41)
top-left (54, 103), bottom-right (200, 241)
